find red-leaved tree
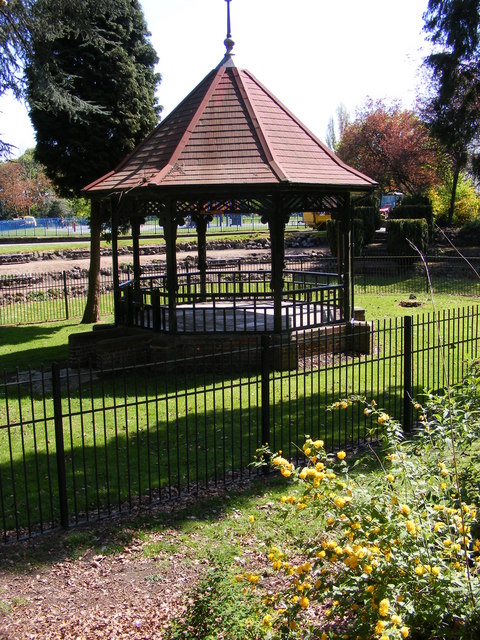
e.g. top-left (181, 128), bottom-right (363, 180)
top-left (336, 100), bottom-right (441, 195)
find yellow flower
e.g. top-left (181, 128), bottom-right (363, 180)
top-left (375, 620), bottom-right (385, 633)
top-left (415, 565), bottom-right (424, 576)
top-left (248, 515), bottom-right (255, 523)
top-left (298, 596), bottom-right (309, 608)
top-left (387, 473), bottom-right (395, 483)
top-left (406, 520), bottom-right (417, 536)
top-left (391, 614), bottom-right (402, 625)
top-left (366, 585), bottom-right (374, 593)
top-left (334, 496), bottom-right (346, 508)
top-left (262, 614), bottom-right (273, 627)
top-left (281, 468), bottom-right (292, 478)
top-left (400, 627), bottom-right (410, 638)
top-left (313, 439), bottom-right (324, 448)
top-left (400, 504), bottom-right (411, 516)
top-left (337, 451), bottom-right (346, 460)
top-left (379, 598), bottom-right (390, 617)
top-left (431, 566), bottom-right (441, 577)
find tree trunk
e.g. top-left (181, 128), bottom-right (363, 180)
top-left (81, 200), bottom-right (102, 324)
top-left (447, 163), bottom-right (461, 226)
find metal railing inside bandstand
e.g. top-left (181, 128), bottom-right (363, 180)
top-left (117, 267), bottom-right (344, 333)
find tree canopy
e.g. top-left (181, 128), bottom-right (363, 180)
top-left (26, 0), bottom-right (161, 197)
top-left (24, 0), bottom-right (161, 323)
top-left (0, 150), bottom-right (52, 218)
top-left (422, 0), bottom-right (480, 224)
top-left (336, 101), bottom-right (440, 196)
top-left (0, 0), bottom-right (148, 158)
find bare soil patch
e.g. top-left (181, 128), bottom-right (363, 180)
top-left (0, 524), bottom-right (199, 639)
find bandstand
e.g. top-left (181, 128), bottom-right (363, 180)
top-left (80, 6), bottom-right (377, 367)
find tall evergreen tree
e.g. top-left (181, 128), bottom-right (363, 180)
top-left (423, 0), bottom-right (480, 224)
top-left (0, 0), bottom-right (123, 157)
top-left (26, 0), bottom-right (161, 322)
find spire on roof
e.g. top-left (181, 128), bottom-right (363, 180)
top-left (224, 0), bottom-right (234, 57)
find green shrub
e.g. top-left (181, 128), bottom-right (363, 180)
top-left (245, 369), bottom-right (480, 639)
top-left (386, 218), bottom-right (428, 259)
top-left (326, 216), bottom-right (369, 257)
top-left (355, 205), bottom-right (381, 244)
top-left (389, 204), bottom-right (433, 239)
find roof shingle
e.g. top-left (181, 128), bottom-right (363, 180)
top-left (83, 58), bottom-right (376, 194)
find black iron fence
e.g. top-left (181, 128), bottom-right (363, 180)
top-left (1, 304), bottom-right (479, 542)
top-left (0, 255), bottom-right (479, 326)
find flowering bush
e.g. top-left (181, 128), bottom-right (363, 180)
top-left (241, 379), bottom-right (480, 639)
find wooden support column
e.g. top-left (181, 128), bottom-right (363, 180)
top-left (111, 203), bottom-right (119, 290)
top-left (265, 200), bottom-right (288, 333)
top-left (131, 217), bottom-right (142, 289)
top-left (111, 201), bottom-right (121, 324)
top-left (193, 213), bottom-right (212, 299)
top-left (160, 203), bottom-right (179, 333)
top-left (340, 193), bottom-right (353, 322)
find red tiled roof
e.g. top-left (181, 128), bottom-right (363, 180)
top-left (83, 58), bottom-right (376, 194)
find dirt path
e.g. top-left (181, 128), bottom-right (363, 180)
top-left (0, 247), bottom-right (277, 277)
top-left (0, 531), bottom-right (197, 639)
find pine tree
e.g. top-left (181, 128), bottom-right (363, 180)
top-left (26, 0), bottom-right (161, 322)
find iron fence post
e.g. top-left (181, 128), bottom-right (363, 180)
top-left (261, 335), bottom-right (271, 472)
top-left (52, 362), bottom-right (69, 529)
top-left (62, 271), bottom-right (69, 320)
top-left (403, 315), bottom-right (413, 432)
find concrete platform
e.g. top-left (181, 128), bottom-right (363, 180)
top-left (144, 300), bottom-right (339, 333)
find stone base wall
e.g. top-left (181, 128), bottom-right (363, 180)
top-left (69, 320), bottom-right (372, 373)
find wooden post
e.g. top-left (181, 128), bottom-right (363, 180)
top-left (341, 194), bottom-right (352, 323)
top-left (266, 200), bottom-right (288, 333)
top-left (111, 202), bottom-right (120, 324)
top-left (161, 204), bottom-right (179, 333)
top-left (194, 214), bottom-right (211, 299)
top-left (131, 218), bottom-right (142, 286)
top-left (111, 203), bottom-right (120, 292)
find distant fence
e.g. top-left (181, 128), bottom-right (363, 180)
top-left (0, 305), bottom-right (479, 542)
top-left (0, 213), bottom-right (307, 238)
top-left (0, 255), bottom-right (479, 326)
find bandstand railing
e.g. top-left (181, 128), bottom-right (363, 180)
top-left (117, 269), bottom-right (345, 333)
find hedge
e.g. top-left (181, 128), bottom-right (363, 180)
top-left (386, 218), bottom-right (429, 259)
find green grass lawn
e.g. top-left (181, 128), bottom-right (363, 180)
top-left (357, 291), bottom-right (479, 319)
top-left (0, 318), bottom-right (113, 372)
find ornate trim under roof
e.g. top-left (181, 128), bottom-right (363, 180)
top-left (83, 57), bottom-right (377, 198)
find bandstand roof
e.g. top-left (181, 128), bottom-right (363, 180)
top-left (83, 54), bottom-right (377, 200)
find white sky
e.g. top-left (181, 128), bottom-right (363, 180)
top-left (0, 0), bottom-right (430, 159)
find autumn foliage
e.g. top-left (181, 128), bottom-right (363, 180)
top-left (0, 159), bottom-right (52, 217)
top-left (336, 101), bottom-right (441, 196)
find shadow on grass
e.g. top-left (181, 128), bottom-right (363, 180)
top-left (0, 322), bottom-right (92, 373)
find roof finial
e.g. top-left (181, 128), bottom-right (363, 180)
top-left (224, 0), bottom-right (234, 56)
